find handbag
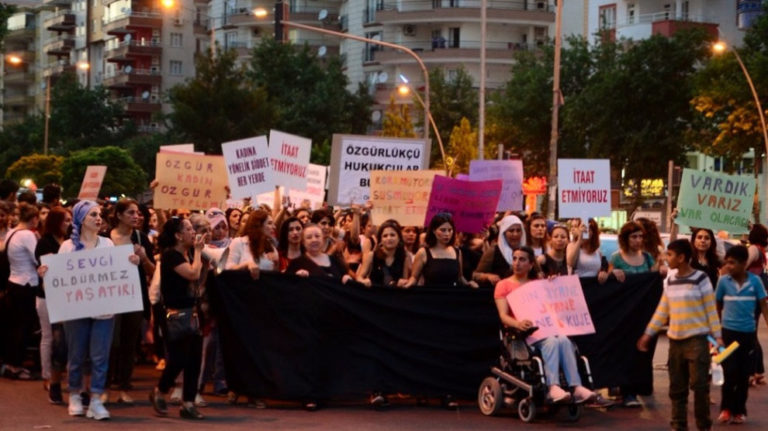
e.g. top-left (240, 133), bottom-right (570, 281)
top-left (164, 307), bottom-right (201, 342)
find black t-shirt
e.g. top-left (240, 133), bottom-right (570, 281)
top-left (286, 254), bottom-right (348, 280)
top-left (161, 249), bottom-right (196, 309)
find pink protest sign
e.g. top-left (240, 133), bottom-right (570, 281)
top-left (77, 166), bottom-right (107, 200)
top-left (506, 275), bottom-right (595, 343)
top-left (424, 175), bottom-right (501, 233)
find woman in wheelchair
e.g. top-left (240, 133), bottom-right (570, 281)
top-left (493, 246), bottom-right (597, 404)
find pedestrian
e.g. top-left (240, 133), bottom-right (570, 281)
top-left (637, 239), bottom-right (722, 431)
top-left (714, 245), bottom-right (768, 424)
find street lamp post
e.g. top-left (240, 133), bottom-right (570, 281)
top-left (713, 40), bottom-right (768, 220)
top-left (265, 1), bottom-right (431, 143)
top-left (547, 0), bottom-right (564, 220)
top-left (398, 75), bottom-right (447, 171)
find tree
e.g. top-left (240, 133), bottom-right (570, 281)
top-left (5, 154), bottom-right (64, 186)
top-left (0, 4), bottom-right (17, 45)
top-left (249, 38), bottom-right (373, 164)
top-left (381, 95), bottom-right (416, 137)
top-left (0, 115), bottom-right (44, 176)
top-left (425, 67), bottom-right (478, 165)
top-left (167, 48), bottom-right (276, 155)
top-left (444, 117), bottom-right (478, 175)
top-left (60, 146), bottom-right (146, 198)
top-left (48, 73), bottom-right (133, 154)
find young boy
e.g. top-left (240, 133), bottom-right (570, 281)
top-left (637, 239), bottom-right (722, 431)
top-left (714, 245), bottom-right (768, 424)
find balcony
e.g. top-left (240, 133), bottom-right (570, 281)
top-left (45, 61), bottom-right (77, 78)
top-left (222, 41), bottom-right (253, 57)
top-left (45, 10), bottom-right (76, 32)
top-left (3, 94), bottom-right (35, 107)
top-left (3, 69), bottom-right (34, 86)
top-left (377, 0), bottom-right (554, 25)
top-left (616, 12), bottom-right (719, 40)
top-left (45, 37), bottom-right (75, 57)
top-left (5, 24), bottom-right (35, 42)
top-left (3, 111), bottom-right (27, 125)
top-left (370, 40), bottom-right (534, 65)
top-left (120, 96), bottom-right (162, 114)
top-left (43, 0), bottom-right (73, 5)
top-left (103, 68), bottom-right (162, 89)
top-left (103, 11), bottom-right (163, 35)
top-left (106, 39), bottom-right (163, 63)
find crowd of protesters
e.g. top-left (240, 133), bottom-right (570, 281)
top-left (1, 177), bottom-right (767, 427)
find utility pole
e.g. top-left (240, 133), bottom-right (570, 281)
top-left (546, 0), bottom-right (563, 220)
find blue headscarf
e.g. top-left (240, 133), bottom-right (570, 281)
top-left (71, 200), bottom-right (99, 251)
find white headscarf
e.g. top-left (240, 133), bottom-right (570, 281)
top-left (497, 215), bottom-right (526, 265)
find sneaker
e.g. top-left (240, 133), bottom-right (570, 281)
top-left (169, 387), bottom-right (183, 405)
top-left (117, 391), bottom-right (134, 405)
top-left (68, 393), bottom-right (85, 416)
top-left (731, 414), bottom-right (746, 424)
top-left (180, 404), bottom-right (204, 420)
top-left (370, 393), bottom-right (390, 408)
top-left (194, 393), bottom-right (208, 407)
top-left (149, 389), bottom-right (168, 416)
top-left (99, 391), bottom-right (109, 405)
top-left (86, 396), bottom-right (111, 421)
top-left (622, 394), bottom-right (641, 408)
top-left (573, 386), bottom-right (597, 403)
top-left (548, 385), bottom-right (571, 403)
top-left (717, 410), bottom-right (731, 424)
top-left (49, 383), bottom-right (63, 405)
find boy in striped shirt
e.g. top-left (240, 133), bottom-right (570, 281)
top-left (714, 245), bottom-right (768, 424)
top-left (638, 239), bottom-right (722, 431)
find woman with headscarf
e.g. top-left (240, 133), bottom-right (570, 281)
top-left (39, 200), bottom-right (140, 420)
top-left (472, 214), bottom-right (526, 287)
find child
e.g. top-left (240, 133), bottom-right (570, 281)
top-left (637, 239), bottom-right (722, 431)
top-left (714, 245), bottom-right (768, 424)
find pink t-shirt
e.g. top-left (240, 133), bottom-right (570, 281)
top-left (493, 277), bottom-right (523, 300)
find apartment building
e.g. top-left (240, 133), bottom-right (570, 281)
top-left (3, 9), bottom-right (38, 125)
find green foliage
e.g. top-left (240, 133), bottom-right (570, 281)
top-left (0, 115), bottom-right (44, 176)
top-left (249, 38), bottom-right (373, 165)
top-left (425, 67), bottom-right (478, 165)
top-left (123, 133), bottom-right (173, 181)
top-left (48, 73), bottom-right (133, 154)
top-left (166, 49), bottom-right (275, 155)
top-left (381, 95), bottom-right (416, 138)
top-left (445, 117), bottom-right (478, 175)
top-left (5, 154), bottom-right (64, 186)
top-left (60, 146), bottom-right (146, 198)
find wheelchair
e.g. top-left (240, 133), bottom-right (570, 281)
top-left (477, 327), bottom-right (595, 422)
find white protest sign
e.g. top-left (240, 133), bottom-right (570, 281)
top-left (557, 159), bottom-right (611, 218)
top-left (41, 244), bottom-right (142, 323)
top-left (268, 130), bottom-right (311, 191)
top-left (469, 159), bottom-right (524, 211)
top-left (288, 164), bottom-right (327, 209)
top-left (77, 165), bottom-right (107, 201)
top-left (221, 136), bottom-right (273, 199)
top-left (328, 134), bottom-right (430, 205)
top-left (506, 275), bottom-right (595, 343)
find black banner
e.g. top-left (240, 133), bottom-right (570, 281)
top-left (210, 271), bottom-right (662, 400)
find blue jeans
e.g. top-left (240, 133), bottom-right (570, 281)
top-left (534, 336), bottom-right (582, 387)
top-left (64, 317), bottom-right (115, 394)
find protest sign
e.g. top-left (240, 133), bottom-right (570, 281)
top-left (41, 244), bottom-right (142, 323)
top-left (506, 275), bottom-right (595, 343)
top-left (221, 136), bottom-right (273, 199)
top-left (77, 166), bottom-right (107, 201)
top-left (154, 152), bottom-right (228, 210)
top-left (328, 134), bottom-right (430, 205)
top-left (160, 143), bottom-right (195, 154)
top-left (469, 159), bottom-right (524, 211)
top-left (676, 168), bottom-right (755, 234)
top-left (424, 175), bottom-right (501, 233)
top-left (558, 159), bottom-right (611, 218)
top-left (268, 130), bottom-right (311, 191)
top-left (370, 170), bottom-right (441, 226)
top-left (254, 164), bottom-right (328, 210)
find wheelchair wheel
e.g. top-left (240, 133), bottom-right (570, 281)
top-left (517, 397), bottom-right (536, 423)
top-left (565, 403), bottom-right (582, 422)
top-left (477, 377), bottom-right (503, 416)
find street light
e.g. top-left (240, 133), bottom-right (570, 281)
top-left (254, 2), bottom-right (431, 143)
top-left (712, 39), bottom-right (768, 219)
top-left (5, 54), bottom-right (89, 155)
top-left (398, 74), bottom-right (446, 171)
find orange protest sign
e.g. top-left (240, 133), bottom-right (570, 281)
top-left (153, 152), bottom-right (228, 210)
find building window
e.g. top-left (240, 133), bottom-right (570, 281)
top-left (599, 5), bottom-right (616, 29)
top-left (170, 60), bottom-right (182, 75)
top-left (448, 27), bottom-right (460, 48)
top-left (627, 4), bottom-right (635, 24)
top-left (170, 33), bottom-right (182, 47)
top-left (225, 31), bottom-right (237, 49)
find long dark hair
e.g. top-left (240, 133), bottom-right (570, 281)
top-left (278, 216), bottom-right (303, 255)
top-left (157, 218), bottom-right (185, 251)
top-left (636, 217), bottom-right (663, 259)
top-left (690, 227), bottom-right (720, 268)
top-left (111, 198), bottom-right (139, 229)
top-left (244, 209), bottom-right (274, 259)
top-left (425, 213), bottom-right (455, 247)
top-left (374, 219), bottom-right (406, 264)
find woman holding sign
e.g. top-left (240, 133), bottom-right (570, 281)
top-left (404, 213), bottom-right (478, 289)
top-left (226, 209), bottom-right (279, 278)
top-left (356, 219), bottom-right (411, 288)
top-left (473, 214), bottom-right (526, 287)
top-left (44, 200), bottom-right (140, 420)
top-left (494, 247), bottom-right (597, 404)
top-left (566, 219), bottom-right (609, 282)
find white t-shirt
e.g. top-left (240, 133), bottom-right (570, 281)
top-left (7, 228), bottom-right (39, 287)
top-left (59, 236), bottom-right (115, 319)
top-left (225, 236), bottom-right (275, 272)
